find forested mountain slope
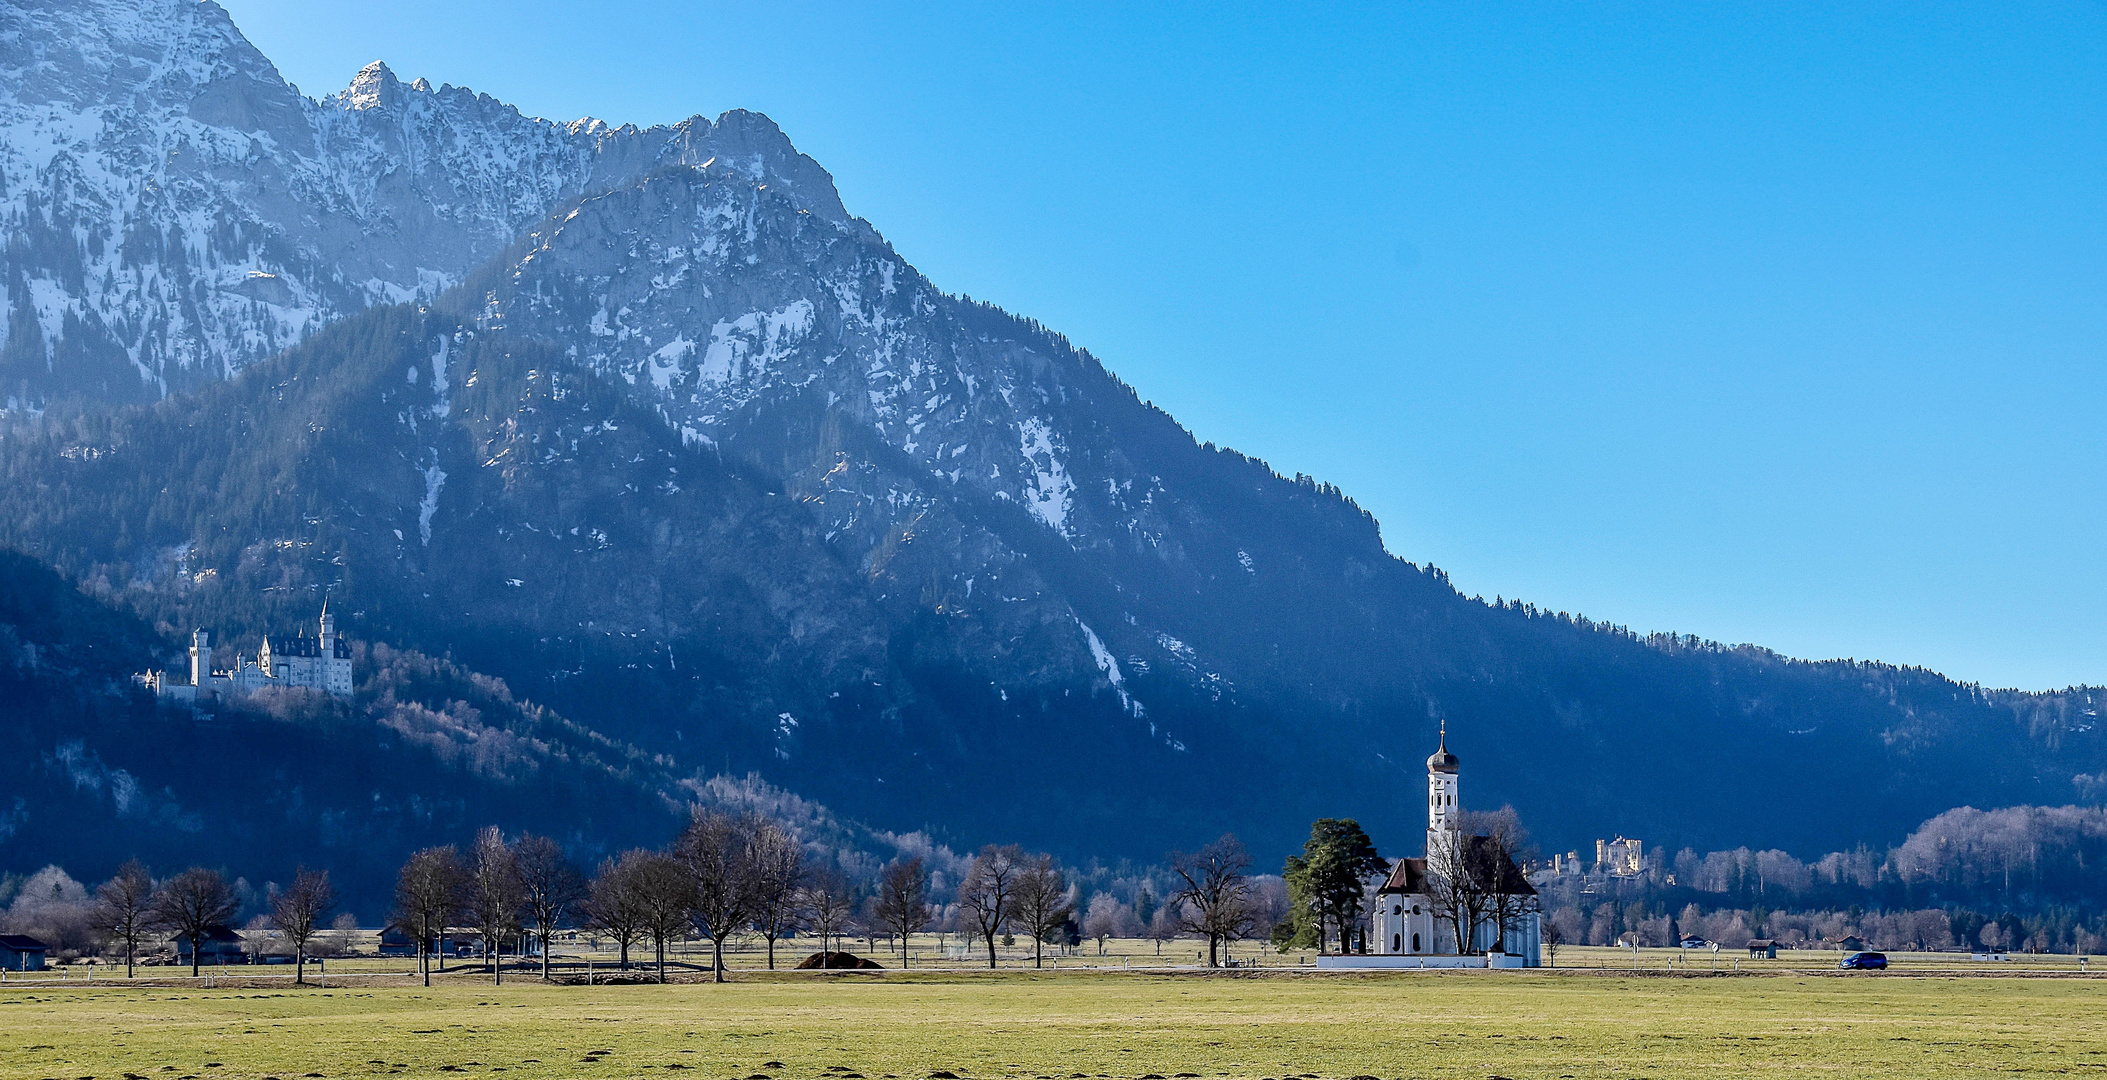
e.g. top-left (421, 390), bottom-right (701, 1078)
top-left (0, 546), bottom-right (693, 903)
top-left (1, 300), bottom-right (2098, 870)
top-left (0, 0), bottom-right (2100, 879)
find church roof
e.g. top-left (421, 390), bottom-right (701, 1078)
top-left (1377, 857), bottom-right (1429, 894)
top-left (1399, 837), bottom-right (1538, 896)
top-left (1462, 835), bottom-right (1537, 896)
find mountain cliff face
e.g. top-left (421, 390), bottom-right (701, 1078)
top-left (0, 0), bottom-right (845, 402)
top-left (1, 0), bottom-right (2102, 876)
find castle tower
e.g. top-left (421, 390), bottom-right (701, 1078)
top-left (189, 629), bottom-right (210, 687)
top-left (320, 598), bottom-right (353, 698)
top-left (1426, 720), bottom-right (1460, 859)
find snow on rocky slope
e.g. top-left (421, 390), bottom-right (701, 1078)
top-left (0, 0), bottom-right (847, 401)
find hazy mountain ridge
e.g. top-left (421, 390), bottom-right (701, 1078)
top-left (0, 0), bottom-right (2102, 877)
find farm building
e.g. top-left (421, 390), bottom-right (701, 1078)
top-left (0, 934), bottom-right (49, 970)
top-left (172, 926), bottom-right (248, 965)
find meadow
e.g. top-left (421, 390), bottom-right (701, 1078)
top-left (2, 950), bottom-right (2101, 1080)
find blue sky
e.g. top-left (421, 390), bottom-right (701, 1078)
top-left (219, 1), bottom-right (2105, 690)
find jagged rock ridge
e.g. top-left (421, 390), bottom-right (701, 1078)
top-left (0, 0), bottom-right (846, 401)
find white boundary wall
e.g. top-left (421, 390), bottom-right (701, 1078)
top-left (1316, 952), bottom-right (1530, 970)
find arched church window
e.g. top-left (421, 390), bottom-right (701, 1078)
top-left (1412, 932), bottom-right (1421, 952)
top-left (1392, 934), bottom-right (1401, 952)
top-left (1392, 904), bottom-right (1401, 915)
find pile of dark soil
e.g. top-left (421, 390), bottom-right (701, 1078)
top-left (794, 951), bottom-right (883, 970)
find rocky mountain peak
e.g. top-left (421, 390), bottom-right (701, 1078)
top-left (0, 0), bottom-right (878, 408)
top-left (344, 60), bottom-right (403, 111)
top-left (0, 0), bottom-right (286, 112)
top-left (685, 108), bottom-right (854, 223)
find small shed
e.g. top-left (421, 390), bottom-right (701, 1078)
top-left (1826, 934), bottom-right (1867, 952)
top-left (1746, 938), bottom-right (1779, 959)
top-left (0, 934), bottom-right (49, 971)
top-left (1679, 934), bottom-right (1710, 949)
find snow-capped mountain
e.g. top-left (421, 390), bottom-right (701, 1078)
top-left (0, 0), bottom-right (846, 400)
top-left (471, 163), bottom-right (1201, 595)
top-left (2, 0), bottom-right (2101, 868)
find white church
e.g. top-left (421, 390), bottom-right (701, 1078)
top-left (137, 603), bottom-right (354, 705)
top-left (1320, 728), bottom-right (1543, 968)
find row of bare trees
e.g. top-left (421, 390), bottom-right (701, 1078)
top-left (77, 860), bottom-right (336, 981)
top-left (51, 823), bottom-right (1268, 985)
top-left (392, 810), bottom-right (917, 985)
top-left (952, 835), bottom-right (1261, 969)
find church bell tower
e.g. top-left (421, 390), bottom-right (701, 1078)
top-left (1426, 720), bottom-right (1460, 859)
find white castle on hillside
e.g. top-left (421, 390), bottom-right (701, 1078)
top-left (137, 604), bottom-right (353, 705)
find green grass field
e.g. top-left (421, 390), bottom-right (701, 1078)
top-left (3, 959), bottom-right (2102, 1080)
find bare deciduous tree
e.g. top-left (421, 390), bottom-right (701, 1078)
top-left (150, 867), bottom-right (239, 977)
top-left (1427, 809), bottom-right (1536, 956)
top-left (269, 867), bottom-right (335, 985)
top-left (1010, 854), bottom-right (1073, 969)
top-left (957, 844), bottom-right (1024, 968)
top-left (586, 852), bottom-right (650, 971)
top-left (319, 912), bottom-right (358, 958)
top-left (1082, 892), bottom-right (1140, 955)
top-left (870, 857), bottom-right (931, 964)
top-left (1146, 905), bottom-right (1181, 954)
top-left (1171, 834), bottom-right (1257, 967)
top-left (394, 846), bottom-right (467, 987)
top-left (467, 827), bottom-right (526, 984)
top-left (679, 809), bottom-right (760, 983)
top-left (512, 833), bottom-right (584, 981)
top-left (1471, 808), bottom-right (1537, 955)
top-left (1425, 825), bottom-right (1489, 955)
top-left (747, 821), bottom-right (806, 970)
top-left (630, 851), bottom-right (695, 984)
top-left (801, 866), bottom-right (856, 961)
top-left (90, 860), bottom-right (155, 979)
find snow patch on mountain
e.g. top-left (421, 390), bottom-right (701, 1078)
top-left (1076, 618), bottom-right (1132, 714)
top-left (418, 462), bottom-right (446, 546)
top-left (1016, 418), bottom-right (1076, 537)
top-left (428, 337), bottom-right (452, 418)
top-left (699, 300), bottom-right (814, 387)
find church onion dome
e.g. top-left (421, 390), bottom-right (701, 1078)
top-left (1427, 740), bottom-right (1459, 774)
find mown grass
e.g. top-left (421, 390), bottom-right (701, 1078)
top-left (3, 967), bottom-right (2103, 1080)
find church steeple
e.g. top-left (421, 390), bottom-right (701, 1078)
top-left (1426, 721), bottom-right (1461, 857)
top-left (1426, 718), bottom-right (1459, 774)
